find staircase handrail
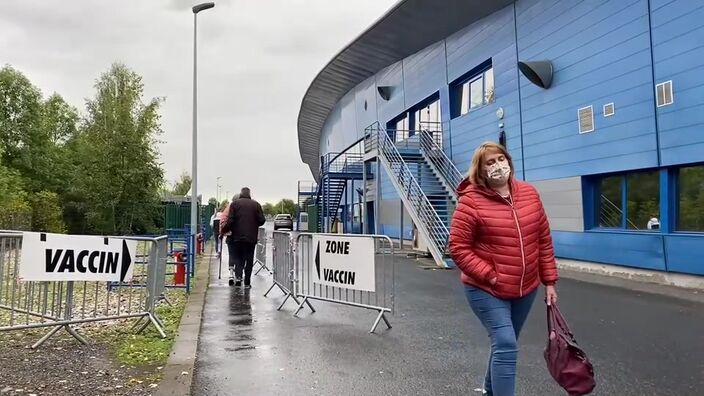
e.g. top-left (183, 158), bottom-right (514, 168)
top-left (364, 122), bottom-right (450, 259)
top-left (418, 129), bottom-right (463, 198)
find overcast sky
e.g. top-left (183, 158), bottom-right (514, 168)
top-left (0, 0), bottom-right (396, 205)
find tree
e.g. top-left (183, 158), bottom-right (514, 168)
top-left (262, 199), bottom-right (297, 217)
top-left (68, 63), bottom-right (165, 235)
top-left (208, 197), bottom-right (218, 206)
top-left (29, 190), bottom-right (66, 233)
top-left (171, 172), bottom-right (191, 196)
top-left (274, 199), bottom-right (297, 216)
top-left (262, 202), bottom-right (275, 217)
top-left (0, 66), bottom-right (78, 230)
top-left (0, 160), bottom-right (31, 230)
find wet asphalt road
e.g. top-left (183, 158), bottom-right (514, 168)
top-left (193, 230), bottom-right (704, 396)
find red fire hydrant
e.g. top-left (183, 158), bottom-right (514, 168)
top-left (174, 251), bottom-right (186, 285)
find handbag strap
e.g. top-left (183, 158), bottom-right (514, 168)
top-left (549, 304), bottom-right (575, 339)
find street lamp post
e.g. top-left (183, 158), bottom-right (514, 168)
top-left (216, 176), bottom-right (222, 203)
top-left (190, 2), bottom-right (215, 251)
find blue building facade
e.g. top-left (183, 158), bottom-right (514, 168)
top-left (298, 0), bottom-right (704, 276)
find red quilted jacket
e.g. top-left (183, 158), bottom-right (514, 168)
top-left (449, 178), bottom-right (558, 299)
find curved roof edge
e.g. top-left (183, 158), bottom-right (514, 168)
top-left (297, 0), bottom-right (515, 180)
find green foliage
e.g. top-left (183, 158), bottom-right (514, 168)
top-left (0, 63), bottom-right (167, 235)
top-left (67, 63), bottom-right (165, 235)
top-left (170, 172), bottom-right (191, 196)
top-left (29, 190), bottom-right (66, 233)
top-left (0, 162), bottom-right (31, 230)
top-left (263, 199), bottom-right (298, 217)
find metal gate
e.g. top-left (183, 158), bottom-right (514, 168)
top-left (0, 233), bottom-right (169, 348)
top-left (295, 233), bottom-right (395, 333)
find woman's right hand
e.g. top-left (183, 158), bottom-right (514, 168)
top-left (489, 277), bottom-right (497, 285)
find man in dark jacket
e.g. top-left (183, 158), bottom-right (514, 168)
top-left (221, 187), bottom-right (266, 288)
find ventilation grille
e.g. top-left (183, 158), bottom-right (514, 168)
top-left (604, 102), bottom-right (615, 117)
top-left (578, 106), bottom-right (594, 134)
top-left (656, 80), bottom-right (673, 107)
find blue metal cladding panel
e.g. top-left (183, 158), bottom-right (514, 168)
top-left (651, 0), bottom-right (704, 166)
top-left (446, 6), bottom-right (523, 177)
top-left (664, 235), bottom-right (704, 275)
top-left (339, 92), bottom-right (358, 150)
top-left (355, 77), bottom-right (379, 137)
top-left (552, 231), bottom-right (667, 271)
top-left (375, 62), bottom-right (406, 125)
top-left (402, 42), bottom-right (447, 109)
top-left (516, 0), bottom-right (659, 181)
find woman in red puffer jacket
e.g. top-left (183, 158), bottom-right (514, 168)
top-left (449, 141), bottom-right (558, 396)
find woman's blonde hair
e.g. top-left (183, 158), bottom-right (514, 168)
top-left (467, 141), bottom-right (514, 187)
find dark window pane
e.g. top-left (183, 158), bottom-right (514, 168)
top-left (599, 176), bottom-right (622, 228)
top-left (626, 171), bottom-right (660, 230)
top-left (678, 165), bottom-right (704, 231)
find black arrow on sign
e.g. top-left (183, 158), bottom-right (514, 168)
top-left (120, 240), bottom-right (132, 283)
top-left (315, 241), bottom-right (321, 280)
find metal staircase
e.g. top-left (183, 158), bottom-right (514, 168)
top-left (364, 122), bottom-right (458, 268)
top-left (317, 152), bottom-right (365, 232)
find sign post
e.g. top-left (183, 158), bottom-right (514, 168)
top-left (19, 232), bottom-right (138, 283)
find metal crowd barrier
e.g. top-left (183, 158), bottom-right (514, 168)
top-left (264, 231), bottom-right (304, 310)
top-left (0, 233), bottom-right (169, 348)
top-left (266, 232), bottom-right (395, 333)
top-left (253, 227), bottom-right (270, 275)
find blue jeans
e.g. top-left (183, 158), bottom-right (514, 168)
top-left (464, 285), bottom-right (537, 396)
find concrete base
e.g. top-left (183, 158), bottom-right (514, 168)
top-left (557, 258), bottom-right (704, 290)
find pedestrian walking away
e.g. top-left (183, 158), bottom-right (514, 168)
top-left (221, 187), bottom-right (266, 288)
top-left (449, 141), bottom-right (559, 396)
top-left (210, 201), bottom-right (228, 256)
top-left (220, 194), bottom-right (236, 282)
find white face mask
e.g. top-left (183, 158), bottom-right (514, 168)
top-left (486, 160), bottom-right (511, 184)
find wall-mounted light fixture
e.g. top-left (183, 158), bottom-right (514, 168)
top-left (377, 86), bottom-right (392, 101)
top-left (518, 60), bottom-right (553, 89)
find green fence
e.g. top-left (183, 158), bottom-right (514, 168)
top-left (162, 203), bottom-right (216, 240)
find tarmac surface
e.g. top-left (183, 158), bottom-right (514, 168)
top-left (193, 228), bottom-right (704, 396)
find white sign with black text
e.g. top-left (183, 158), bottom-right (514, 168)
top-left (19, 232), bottom-right (138, 282)
top-left (312, 235), bottom-right (375, 292)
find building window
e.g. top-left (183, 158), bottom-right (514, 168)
top-left (598, 176), bottom-right (622, 228)
top-left (678, 164), bottom-right (704, 231)
top-left (387, 115), bottom-right (409, 142)
top-left (414, 98), bottom-right (441, 132)
top-left (626, 171), bottom-right (660, 230)
top-left (594, 171), bottom-right (660, 231)
top-left (451, 59), bottom-right (494, 118)
top-left (656, 80), bottom-right (673, 107)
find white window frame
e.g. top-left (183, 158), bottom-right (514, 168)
top-left (578, 105), bottom-right (595, 134)
top-left (656, 80), bottom-right (674, 107)
top-left (603, 102), bottom-right (615, 117)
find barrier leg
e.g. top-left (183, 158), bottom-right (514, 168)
top-left (293, 296), bottom-right (316, 317)
top-left (31, 325), bottom-right (63, 349)
top-left (136, 313), bottom-right (167, 339)
top-left (277, 293), bottom-right (292, 311)
top-left (264, 282), bottom-right (283, 297)
top-left (130, 316), bottom-right (146, 330)
top-left (370, 310), bottom-right (391, 334)
top-left (65, 325), bottom-right (89, 345)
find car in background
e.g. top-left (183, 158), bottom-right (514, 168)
top-left (273, 213), bottom-right (293, 230)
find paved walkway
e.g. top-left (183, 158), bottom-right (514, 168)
top-left (193, 233), bottom-right (704, 395)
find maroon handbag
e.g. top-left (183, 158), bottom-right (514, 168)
top-left (544, 303), bottom-right (596, 395)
